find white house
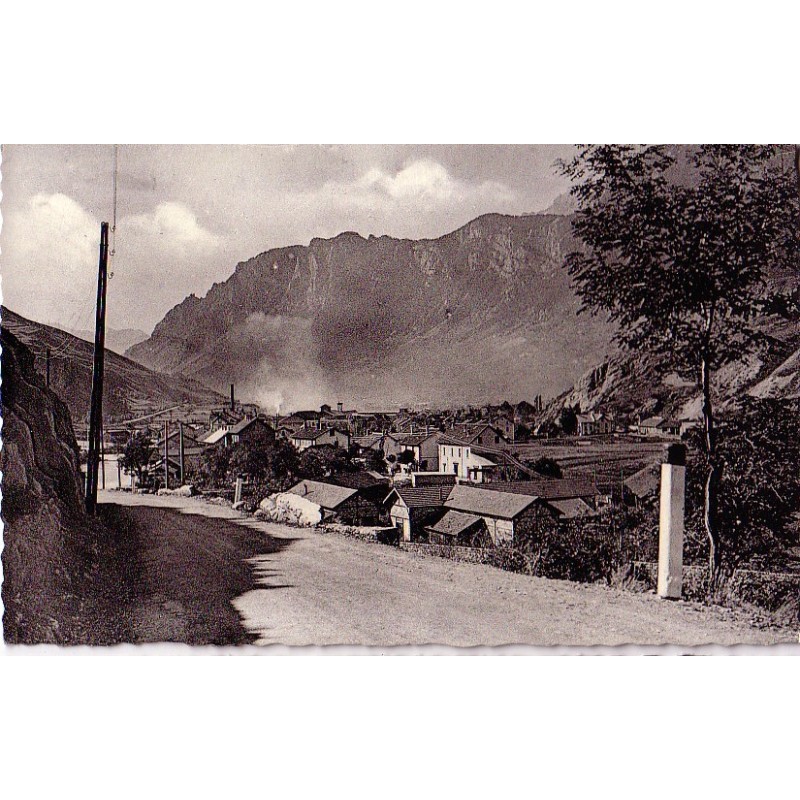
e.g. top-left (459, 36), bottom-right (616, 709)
top-left (437, 435), bottom-right (497, 483)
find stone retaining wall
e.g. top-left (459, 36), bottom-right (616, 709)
top-left (398, 542), bottom-right (494, 564)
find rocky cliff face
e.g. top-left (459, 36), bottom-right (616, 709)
top-left (544, 319), bottom-right (800, 425)
top-left (128, 213), bottom-right (614, 410)
top-left (1, 328), bottom-right (93, 642)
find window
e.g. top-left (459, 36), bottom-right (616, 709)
top-left (495, 436), bottom-right (500, 444)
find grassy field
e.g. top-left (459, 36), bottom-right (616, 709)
top-left (512, 436), bottom-right (667, 491)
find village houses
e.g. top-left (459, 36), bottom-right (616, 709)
top-left (290, 427), bottom-right (351, 452)
top-left (576, 412), bottom-right (615, 436)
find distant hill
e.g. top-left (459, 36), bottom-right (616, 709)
top-left (66, 325), bottom-right (148, 355)
top-left (127, 213), bottom-right (615, 411)
top-left (1, 307), bottom-right (225, 428)
top-left (543, 314), bottom-right (800, 425)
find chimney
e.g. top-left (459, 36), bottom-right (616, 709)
top-left (230, 384), bottom-right (235, 412)
top-left (337, 401), bottom-right (343, 413)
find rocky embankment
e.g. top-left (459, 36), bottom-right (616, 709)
top-left (1, 328), bottom-right (102, 643)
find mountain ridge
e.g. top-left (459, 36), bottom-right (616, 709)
top-left (128, 213), bottom-right (615, 411)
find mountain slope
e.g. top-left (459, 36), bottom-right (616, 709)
top-left (1, 307), bottom-right (225, 427)
top-left (67, 325), bottom-right (149, 355)
top-left (128, 213), bottom-right (614, 411)
top-left (544, 316), bottom-right (800, 424)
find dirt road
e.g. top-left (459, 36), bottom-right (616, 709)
top-left (98, 491), bottom-right (793, 647)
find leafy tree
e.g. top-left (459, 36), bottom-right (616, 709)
top-left (118, 431), bottom-right (155, 484)
top-left (558, 406), bottom-right (578, 436)
top-left (530, 456), bottom-right (563, 479)
top-left (198, 444), bottom-right (232, 489)
top-left (229, 430), bottom-right (299, 491)
top-left (561, 145), bottom-right (799, 584)
top-left (684, 399), bottom-right (800, 571)
top-left (364, 448), bottom-right (387, 474)
top-left (535, 419), bottom-right (559, 438)
top-left (397, 450), bottom-right (416, 466)
top-left (298, 445), bottom-right (353, 480)
top-left (514, 423), bottom-right (531, 443)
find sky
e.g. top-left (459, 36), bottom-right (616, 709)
top-left (0, 144), bottom-right (574, 333)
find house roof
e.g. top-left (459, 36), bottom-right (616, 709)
top-left (385, 485), bottom-right (451, 508)
top-left (353, 434), bottom-right (384, 449)
top-left (391, 431), bottom-right (440, 447)
top-left (546, 498), bottom-right (598, 519)
top-left (328, 471), bottom-right (389, 490)
top-left (292, 410), bottom-right (323, 420)
top-left (291, 427), bottom-right (347, 441)
top-left (444, 485), bottom-right (536, 520)
top-left (228, 416), bottom-right (270, 435)
top-left (640, 416), bottom-right (664, 428)
top-left (426, 510), bottom-right (484, 537)
top-left (624, 463), bottom-right (661, 499)
top-left (437, 433), bottom-right (472, 447)
top-left (470, 446), bottom-right (532, 475)
top-left (450, 423), bottom-right (506, 443)
top-left (286, 479), bottom-right (357, 509)
top-left (484, 478), bottom-right (599, 500)
top-left (202, 428), bottom-right (229, 445)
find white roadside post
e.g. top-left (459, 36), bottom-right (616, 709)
top-left (658, 443), bottom-right (686, 599)
top-left (234, 476), bottom-right (244, 506)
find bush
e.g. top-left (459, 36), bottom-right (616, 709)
top-left (489, 509), bottom-right (658, 585)
top-left (529, 456), bottom-right (562, 478)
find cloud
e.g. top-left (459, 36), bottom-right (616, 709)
top-left (1, 193), bottom-right (100, 328)
top-left (280, 158), bottom-right (518, 241)
top-left (1, 193), bottom-right (224, 331)
top-left (360, 159), bottom-right (459, 200)
top-left (333, 158), bottom-right (515, 206)
top-left (123, 202), bottom-right (220, 254)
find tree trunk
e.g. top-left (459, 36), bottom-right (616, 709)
top-left (700, 352), bottom-right (722, 593)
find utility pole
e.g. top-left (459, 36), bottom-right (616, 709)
top-left (85, 222), bottom-right (110, 515)
top-left (178, 421), bottom-right (185, 485)
top-left (164, 419), bottom-right (170, 490)
top-left (100, 421), bottom-right (106, 489)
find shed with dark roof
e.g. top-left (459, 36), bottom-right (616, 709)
top-left (384, 484), bottom-right (451, 541)
top-left (425, 510), bottom-right (490, 547)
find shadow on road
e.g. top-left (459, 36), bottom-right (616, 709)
top-left (94, 503), bottom-right (298, 645)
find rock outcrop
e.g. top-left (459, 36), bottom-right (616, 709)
top-left (1, 328), bottom-right (93, 642)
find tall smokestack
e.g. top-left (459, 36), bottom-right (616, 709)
top-left (230, 383), bottom-right (235, 411)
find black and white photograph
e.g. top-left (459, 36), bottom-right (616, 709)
top-left (2, 7), bottom-right (799, 800)
top-left (2, 143), bottom-right (799, 648)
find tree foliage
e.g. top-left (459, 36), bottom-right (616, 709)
top-left (118, 431), bottom-right (155, 481)
top-left (561, 145), bottom-right (799, 582)
top-left (529, 456), bottom-right (563, 479)
top-left (558, 406), bottom-right (578, 435)
top-left (228, 430), bottom-right (300, 491)
top-left (363, 448), bottom-right (387, 473)
top-left (396, 449), bottom-right (416, 466)
top-left (684, 399), bottom-right (800, 571)
top-left (297, 444), bottom-right (353, 480)
top-left (562, 145), bottom-right (798, 374)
